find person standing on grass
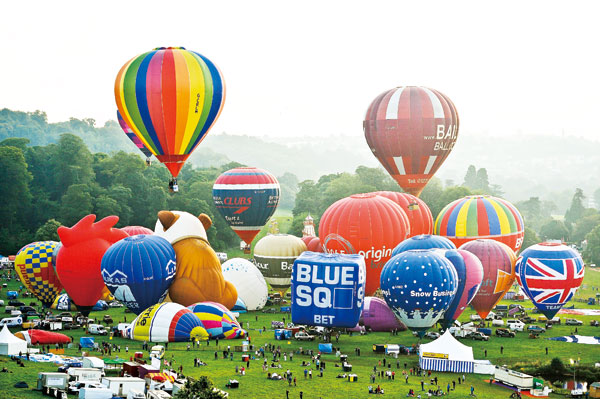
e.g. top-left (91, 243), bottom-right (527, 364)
top-left (470, 385), bottom-right (474, 396)
top-left (500, 346), bottom-right (504, 354)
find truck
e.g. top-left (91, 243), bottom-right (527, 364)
top-left (82, 357), bottom-right (105, 371)
top-left (449, 325), bottom-right (477, 338)
top-left (88, 324), bottom-right (108, 335)
top-left (493, 366), bottom-right (533, 389)
top-left (101, 377), bottom-right (146, 397)
top-left (0, 315), bottom-right (22, 327)
top-left (78, 387), bottom-right (114, 399)
top-left (68, 367), bottom-right (103, 382)
top-left (37, 372), bottom-right (69, 391)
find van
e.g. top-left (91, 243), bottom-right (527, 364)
top-left (0, 316), bottom-right (23, 327)
top-left (150, 345), bottom-right (165, 360)
top-left (147, 390), bottom-right (172, 399)
top-left (470, 314), bottom-right (481, 321)
top-left (88, 324), bottom-right (107, 335)
top-left (127, 389), bottom-right (146, 399)
top-left (506, 319), bottom-right (525, 332)
top-left (492, 319), bottom-right (504, 327)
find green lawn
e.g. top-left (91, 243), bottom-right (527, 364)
top-left (1, 267), bottom-right (599, 399)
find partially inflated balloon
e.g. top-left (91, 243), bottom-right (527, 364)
top-left (319, 194), bottom-right (410, 295)
top-left (380, 250), bottom-right (457, 336)
top-left (435, 195), bottom-right (525, 253)
top-left (51, 294), bottom-right (108, 311)
top-left (14, 241), bottom-right (62, 307)
top-left (115, 47), bottom-right (225, 179)
top-left (121, 226), bottom-right (154, 236)
top-left (129, 302), bottom-right (208, 342)
top-left (516, 243), bottom-right (584, 319)
top-left (364, 86), bottom-right (459, 196)
top-left (213, 167), bottom-right (280, 246)
top-left (117, 110), bottom-right (153, 159)
top-left (221, 258), bottom-right (268, 311)
top-left (101, 235), bottom-right (176, 314)
top-left (188, 302), bottom-right (245, 339)
top-left (392, 234), bottom-right (456, 257)
top-left (253, 234), bottom-right (306, 295)
top-left (15, 330), bottom-right (71, 345)
top-left (372, 191), bottom-right (434, 236)
top-left (360, 297), bottom-right (406, 332)
top-left (459, 239), bottom-right (516, 319)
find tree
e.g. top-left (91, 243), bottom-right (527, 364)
top-left (475, 167), bottom-right (490, 192)
top-left (572, 213), bottom-right (600, 243)
top-left (539, 219), bottom-right (569, 242)
top-left (565, 188), bottom-right (586, 227)
top-left (52, 134), bottom-right (94, 199)
top-left (584, 225), bottom-right (600, 265)
top-left (59, 184), bottom-right (93, 226)
top-left (35, 219), bottom-right (62, 241)
top-left (0, 146), bottom-right (32, 233)
top-left (515, 197), bottom-right (556, 232)
top-left (521, 227), bottom-right (540, 250)
top-left (463, 165), bottom-right (477, 189)
top-left (0, 137), bottom-right (30, 152)
top-left (173, 376), bottom-right (225, 399)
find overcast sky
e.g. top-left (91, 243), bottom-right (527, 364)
top-left (2, 1), bottom-right (599, 140)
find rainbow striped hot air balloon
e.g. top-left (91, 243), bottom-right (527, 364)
top-left (115, 47), bottom-right (225, 188)
top-left (188, 302), bottom-right (245, 339)
top-left (434, 195), bottom-right (524, 253)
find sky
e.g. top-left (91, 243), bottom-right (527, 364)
top-left (2, 1), bottom-right (600, 140)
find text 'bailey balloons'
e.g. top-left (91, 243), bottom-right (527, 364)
top-left (437, 249), bottom-right (484, 329)
top-left (253, 234), bottom-right (307, 295)
top-left (392, 234), bottom-right (456, 257)
top-left (14, 241), bottom-right (63, 307)
top-left (117, 110), bottom-right (153, 161)
top-left (319, 194), bottom-right (410, 296)
top-left (360, 296), bottom-right (406, 332)
top-left (115, 47), bottom-right (225, 185)
top-left (302, 236), bottom-right (324, 253)
top-left (56, 215), bottom-right (128, 316)
top-left (121, 226), bottom-right (154, 236)
top-left (291, 252), bottom-right (366, 328)
top-left (213, 167), bottom-right (280, 246)
top-left (129, 302), bottom-right (208, 343)
top-left (364, 86), bottom-right (459, 197)
top-left (372, 191), bottom-right (434, 236)
top-left (101, 235), bottom-right (176, 315)
top-left (459, 239), bottom-right (516, 319)
top-left (435, 195), bottom-right (525, 253)
top-left (516, 243), bottom-right (585, 319)
top-left (221, 258), bottom-right (269, 311)
top-left (188, 302), bottom-right (245, 339)
top-left (380, 249), bottom-right (457, 336)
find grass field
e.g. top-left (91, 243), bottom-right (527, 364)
top-left (1, 267), bottom-right (599, 399)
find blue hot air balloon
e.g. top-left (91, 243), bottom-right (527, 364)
top-left (516, 242), bottom-right (584, 319)
top-left (101, 235), bottom-right (176, 314)
top-left (391, 234), bottom-right (456, 257)
top-left (380, 249), bottom-right (457, 337)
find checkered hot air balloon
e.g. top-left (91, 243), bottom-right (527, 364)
top-left (14, 241), bottom-right (63, 307)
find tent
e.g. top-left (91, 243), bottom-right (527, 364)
top-left (79, 337), bottom-right (95, 348)
top-left (419, 330), bottom-right (474, 373)
top-left (318, 343), bottom-right (332, 353)
top-left (0, 325), bottom-right (27, 355)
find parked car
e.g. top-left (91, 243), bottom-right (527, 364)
top-left (103, 315), bottom-right (113, 324)
top-left (294, 331), bottom-right (315, 341)
top-left (20, 306), bottom-right (36, 313)
top-left (590, 320), bottom-right (599, 327)
top-left (527, 325), bottom-right (546, 333)
top-left (466, 331), bottom-right (489, 341)
top-left (491, 319), bottom-right (504, 327)
top-left (68, 381), bottom-right (104, 394)
top-left (519, 316), bottom-right (536, 324)
top-left (470, 314), bottom-right (482, 322)
top-left (425, 331), bottom-right (440, 339)
top-left (495, 328), bottom-right (515, 338)
top-left (485, 312), bottom-right (496, 321)
top-left (63, 322), bottom-right (80, 330)
top-left (108, 301), bottom-right (123, 308)
top-left (565, 318), bottom-right (583, 326)
top-left (58, 312), bottom-right (73, 322)
top-left (8, 300), bottom-right (25, 307)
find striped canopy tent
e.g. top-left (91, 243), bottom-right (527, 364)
top-left (419, 330), bottom-right (474, 373)
top-left (146, 372), bottom-right (175, 382)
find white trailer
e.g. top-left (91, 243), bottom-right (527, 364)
top-left (68, 367), bottom-right (103, 382)
top-left (78, 387), bottom-right (114, 399)
top-left (101, 377), bottom-right (146, 397)
top-left (494, 366), bottom-right (533, 389)
top-left (37, 372), bottom-right (69, 390)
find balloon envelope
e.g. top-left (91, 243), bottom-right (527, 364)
top-left (129, 302), bottom-right (208, 342)
top-left (14, 241), bottom-right (63, 307)
top-left (213, 167), bottom-right (280, 245)
top-left (15, 330), bottom-right (71, 345)
top-left (459, 239), bottom-right (516, 319)
top-left (392, 234), bottom-right (456, 257)
top-left (304, 236), bottom-right (324, 252)
top-left (115, 47), bottom-right (225, 178)
top-left (101, 235), bottom-right (176, 315)
top-left (121, 226), bottom-right (154, 236)
top-left (516, 243), bottom-right (584, 319)
top-left (319, 193), bottom-right (410, 295)
top-left (380, 249), bottom-right (457, 335)
top-left (221, 258), bottom-right (268, 311)
top-left (51, 294), bottom-right (108, 311)
top-left (360, 296), bottom-right (406, 332)
top-left (253, 234), bottom-right (306, 294)
top-left (117, 110), bottom-right (153, 159)
top-left (188, 302), bottom-right (245, 339)
top-left (372, 191), bottom-right (434, 236)
top-left (435, 195), bottom-right (525, 253)
top-left (364, 86), bottom-right (459, 196)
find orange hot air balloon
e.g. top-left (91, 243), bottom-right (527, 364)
top-left (459, 239), bottom-right (516, 319)
top-left (319, 193), bottom-right (410, 295)
top-left (364, 86), bottom-right (459, 197)
top-left (371, 191), bottom-right (434, 236)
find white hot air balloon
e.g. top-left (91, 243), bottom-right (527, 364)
top-left (221, 258), bottom-right (268, 310)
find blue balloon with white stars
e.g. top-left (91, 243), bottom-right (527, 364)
top-left (391, 234), bottom-right (456, 257)
top-left (380, 249), bottom-right (458, 337)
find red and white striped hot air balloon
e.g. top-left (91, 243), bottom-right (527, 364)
top-left (364, 86), bottom-right (459, 197)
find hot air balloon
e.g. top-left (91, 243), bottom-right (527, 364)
top-left (459, 239), bottom-right (516, 319)
top-left (359, 297), bottom-right (406, 332)
top-left (213, 167), bottom-right (280, 251)
top-left (437, 249), bottom-right (484, 328)
top-left (188, 302), bottom-right (245, 339)
top-left (221, 258), bottom-right (269, 311)
top-left (14, 241), bottom-right (63, 307)
top-left (302, 236), bottom-right (324, 253)
top-left (121, 226), bottom-right (154, 236)
top-left (253, 234), bottom-right (306, 295)
top-left (51, 294), bottom-right (108, 311)
top-left (117, 110), bottom-right (153, 164)
top-left (392, 234), bottom-right (456, 257)
top-left (435, 195), bottom-right (525, 253)
top-left (56, 215), bottom-right (128, 316)
top-left (364, 86), bottom-right (459, 197)
top-left (115, 47), bottom-right (225, 191)
top-left (516, 243), bottom-right (584, 319)
top-left (15, 330), bottom-right (71, 345)
top-left (129, 302), bottom-right (208, 342)
top-left (101, 235), bottom-right (176, 314)
top-left (380, 249), bottom-right (457, 336)
top-left (372, 191), bottom-right (434, 236)
top-left (319, 193), bottom-right (410, 295)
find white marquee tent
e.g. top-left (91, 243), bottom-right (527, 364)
top-left (0, 325), bottom-right (27, 356)
top-left (419, 330), bottom-right (475, 373)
